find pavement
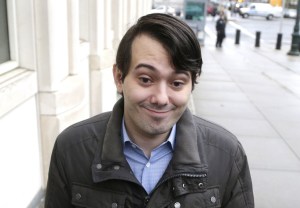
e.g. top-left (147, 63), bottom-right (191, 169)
top-left (191, 27), bottom-right (300, 207)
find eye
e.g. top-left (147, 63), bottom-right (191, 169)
top-left (171, 80), bottom-right (185, 89)
top-left (138, 76), bottom-right (153, 85)
top-left (173, 81), bottom-right (183, 87)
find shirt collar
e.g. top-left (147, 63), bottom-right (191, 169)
top-left (122, 118), bottom-right (176, 150)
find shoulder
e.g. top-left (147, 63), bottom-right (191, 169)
top-left (192, 115), bottom-right (241, 156)
top-left (55, 111), bottom-right (112, 150)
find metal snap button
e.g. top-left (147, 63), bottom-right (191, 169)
top-left (111, 202), bottom-right (118, 208)
top-left (96, 163), bottom-right (102, 169)
top-left (75, 193), bottom-right (81, 200)
top-left (198, 182), bottom-right (204, 188)
top-left (182, 183), bottom-right (185, 188)
top-left (174, 202), bottom-right (181, 208)
top-left (211, 196), bottom-right (217, 203)
top-left (144, 196), bottom-right (150, 204)
top-left (113, 165), bottom-right (120, 170)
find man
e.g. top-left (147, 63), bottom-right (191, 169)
top-left (45, 13), bottom-right (254, 207)
top-left (216, 13), bottom-right (227, 48)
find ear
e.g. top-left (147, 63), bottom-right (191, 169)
top-left (113, 64), bottom-right (123, 94)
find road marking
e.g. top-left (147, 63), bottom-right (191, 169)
top-left (205, 20), bottom-right (256, 40)
top-left (205, 20), bottom-right (268, 43)
top-left (204, 26), bottom-right (216, 39)
top-left (228, 21), bottom-right (256, 39)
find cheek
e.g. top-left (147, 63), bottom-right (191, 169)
top-left (171, 92), bottom-right (191, 106)
top-left (169, 85), bottom-right (192, 105)
top-left (122, 84), bottom-right (150, 103)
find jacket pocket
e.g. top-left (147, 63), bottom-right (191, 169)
top-left (71, 184), bottom-right (126, 208)
top-left (168, 187), bottom-right (221, 208)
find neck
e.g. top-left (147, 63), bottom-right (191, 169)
top-left (122, 115), bottom-right (174, 158)
top-left (134, 133), bottom-right (170, 158)
top-left (125, 126), bottom-right (171, 158)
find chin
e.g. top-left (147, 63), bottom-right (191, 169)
top-left (146, 123), bottom-right (173, 135)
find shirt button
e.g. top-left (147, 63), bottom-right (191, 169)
top-left (174, 202), bottom-right (181, 208)
top-left (75, 193), bottom-right (81, 200)
top-left (111, 202), bottom-right (118, 208)
top-left (211, 196), bottom-right (217, 203)
top-left (146, 162), bottom-right (151, 168)
top-left (96, 163), bottom-right (102, 169)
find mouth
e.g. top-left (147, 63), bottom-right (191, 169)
top-left (147, 109), bottom-right (170, 114)
top-left (143, 105), bottom-right (174, 117)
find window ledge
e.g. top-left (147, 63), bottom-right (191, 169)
top-left (0, 68), bottom-right (37, 117)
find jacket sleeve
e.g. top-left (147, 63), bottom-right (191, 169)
top-left (223, 142), bottom-right (255, 208)
top-left (45, 140), bottom-right (73, 208)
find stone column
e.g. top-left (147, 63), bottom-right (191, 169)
top-left (89, 0), bottom-right (117, 116)
top-left (67, 0), bottom-right (80, 75)
top-left (35, 0), bottom-right (89, 186)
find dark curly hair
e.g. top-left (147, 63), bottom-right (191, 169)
top-left (116, 13), bottom-right (202, 90)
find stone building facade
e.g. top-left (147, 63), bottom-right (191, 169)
top-left (0, 0), bottom-right (152, 207)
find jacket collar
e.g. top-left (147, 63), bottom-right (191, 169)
top-left (170, 105), bottom-right (204, 171)
top-left (92, 98), bottom-right (206, 183)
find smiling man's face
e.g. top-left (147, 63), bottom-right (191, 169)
top-left (113, 34), bottom-right (192, 141)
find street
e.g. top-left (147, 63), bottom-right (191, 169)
top-left (196, 11), bottom-right (300, 207)
top-left (195, 18), bottom-right (300, 206)
top-left (205, 14), bottom-right (296, 47)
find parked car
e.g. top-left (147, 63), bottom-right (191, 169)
top-left (239, 3), bottom-right (282, 20)
top-left (283, 8), bottom-right (297, 19)
top-left (207, 3), bottom-right (218, 16)
top-left (234, 2), bottom-right (250, 14)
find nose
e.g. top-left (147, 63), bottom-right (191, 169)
top-left (150, 83), bottom-right (169, 105)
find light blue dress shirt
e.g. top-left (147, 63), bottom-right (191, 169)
top-left (122, 119), bottom-right (176, 194)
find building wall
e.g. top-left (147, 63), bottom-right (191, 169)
top-left (269, 0), bottom-right (282, 6)
top-left (0, 0), bottom-right (152, 207)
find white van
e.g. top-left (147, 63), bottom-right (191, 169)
top-left (239, 3), bottom-right (282, 20)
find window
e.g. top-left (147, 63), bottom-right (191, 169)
top-left (185, 2), bottom-right (205, 21)
top-left (0, 0), bottom-right (10, 64)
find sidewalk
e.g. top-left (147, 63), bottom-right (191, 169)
top-left (193, 34), bottom-right (300, 207)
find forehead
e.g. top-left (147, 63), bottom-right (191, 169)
top-left (129, 34), bottom-right (191, 78)
top-left (132, 34), bottom-right (168, 54)
top-left (130, 34), bottom-right (171, 66)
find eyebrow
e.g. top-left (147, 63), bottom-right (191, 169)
top-left (135, 63), bottom-right (156, 71)
top-left (135, 63), bottom-right (191, 77)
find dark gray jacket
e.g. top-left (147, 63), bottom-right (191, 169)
top-left (45, 98), bottom-right (254, 208)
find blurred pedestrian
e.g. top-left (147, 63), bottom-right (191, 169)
top-left (45, 13), bottom-right (254, 208)
top-left (216, 13), bottom-right (227, 48)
